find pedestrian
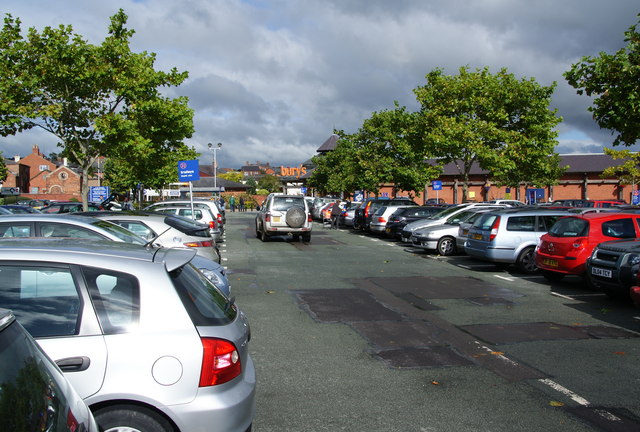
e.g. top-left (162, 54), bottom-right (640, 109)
top-left (330, 200), bottom-right (342, 229)
top-left (218, 196), bottom-right (225, 211)
top-left (239, 196), bottom-right (245, 212)
top-left (122, 196), bottom-right (133, 210)
top-left (229, 195), bottom-right (236, 212)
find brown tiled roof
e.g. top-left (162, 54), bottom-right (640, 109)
top-left (434, 153), bottom-right (625, 176)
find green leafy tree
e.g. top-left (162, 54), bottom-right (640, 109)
top-left (103, 144), bottom-right (198, 191)
top-left (0, 152), bottom-right (7, 184)
top-left (0, 10), bottom-right (194, 209)
top-left (257, 174), bottom-right (281, 193)
top-left (413, 67), bottom-right (562, 201)
top-left (218, 171), bottom-right (243, 183)
top-left (245, 176), bottom-right (257, 194)
top-left (565, 14), bottom-right (640, 146)
top-left (601, 148), bottom-right (640, 190)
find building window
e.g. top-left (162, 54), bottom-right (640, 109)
top-left (58, 171), bottom-right (68, 180)
top-left (39, 164), bottom-right (49, 171)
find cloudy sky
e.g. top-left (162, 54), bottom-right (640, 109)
top-left (1, 0), bottom-right (639, 169)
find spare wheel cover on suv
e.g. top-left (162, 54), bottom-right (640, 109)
top-left (286, 206), bottom-right (306, 228)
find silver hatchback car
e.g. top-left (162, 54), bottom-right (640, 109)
top-left (0, 239), bottom-right (255, 432)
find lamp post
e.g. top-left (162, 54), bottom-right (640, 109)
top-left (207, 142), bottom-right (223, 196)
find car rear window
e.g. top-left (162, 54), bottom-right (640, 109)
top-left (548, 217), bottom-right (589, 237)
top-left (90, 220), bottom-right (147, 244)
top-left (272, 197), bottom-right (304, 211)
top-left (165, 215), bottom-right (211, 238)
top-left (473, 214), bottom-right (498, 230)
top-left (171, 263), bottom-right (235, 326)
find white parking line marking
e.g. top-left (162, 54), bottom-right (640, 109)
top-left (550, 292), bottom-right (576, 301)
top-left (457, 264), bottom-right (472, 269)
top-left (538, 378), bottom-right (591, 406)
top-left (494, 275), bottom-right (515, 282)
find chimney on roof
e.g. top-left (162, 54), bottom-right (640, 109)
top-left (63, 157), bottom-right (68, 166)
top-left (32, 145), bottom-right (40, 155)
top-left (14, 155), bottom-right (20, 162)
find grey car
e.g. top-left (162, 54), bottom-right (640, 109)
top-left (464, 208), bottom-right (570, 273)
top-left (151, 205), bottom-right (222, 242)
top-left (0, 308), bottom-right (99, 432)
top-left (76, 211), bottom-right (230, 294)
top-left (0, 239), bottom-right (256, 432)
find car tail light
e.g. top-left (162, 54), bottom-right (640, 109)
top-left (364, 204), bottom-right (371, 218)
top-left (184, 240), bottom-right (213, 248)
top-left (209, 220), bottom-right (216, 230)
top-left (489, 216), bottom-right (501, 241)
top-left (378, 217), bottom-right (386, 223)
top-left (572, 238), bottom-right (587, 249)
top-left (265, 213), bottom-right (271, 222)
top-left (67, 409), bottom-right (79, 432)
top-left (199, 338), bottom-right (242, 386)
top-left (217, 214), bottom-right (223, 224)
top-left (308, 213), bottom-right (313, 222)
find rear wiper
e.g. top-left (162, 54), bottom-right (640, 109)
top-left (225, 296), bottom-right (236, 312)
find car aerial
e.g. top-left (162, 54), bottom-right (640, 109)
top-left (411, 208), bottom-right (496, 256)
top-left (385, 206), bottom-right (444, 239)
top-left (586, 238), bottom-right (640, 302)
top-left (464, 208), bottom-right (571, 273)
top-left (0, 238), bottom-right (256, 432)
top-left (353, 197), bottom-right (418, 231)
top-left (145, 198), bottom-right (225, 228)
top-left (255, 193), bottom-right (312, 242)
top-left (40, 201), bottom-right (102, 213)
top-left (149, 205), bottom-right (222, 242)
top-left (75, 211), bottom-right (229, 294)
top-left (535, 212), bottom-right (640, 281)
top-left (0, 204), bottom-right (42, 214)
top-left (0, 308), bottom-right (99, 432)
top-left (399, 203), bottom-right (499, 243)
top-left (369, 205), bottom-right (416, 235)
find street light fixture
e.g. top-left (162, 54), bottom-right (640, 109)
top-left (207, 142), bottom-right (223, 196)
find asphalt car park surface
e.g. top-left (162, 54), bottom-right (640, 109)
top-left (225, 211), bottom-right (640, 432)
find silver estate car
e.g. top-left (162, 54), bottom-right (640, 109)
top-left (256, 193), bottom-right (312, 241)
top-left (0, 308), bottom-right (99, 432)
top-left (0, 239), bottom-right (255, 432)
top-left (464, 208), bottom-right (570, 273)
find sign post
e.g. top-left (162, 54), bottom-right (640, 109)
top-left (178, 160), bottom-right (200, 218)
top-left (431, 180), bottom-right (442, 203)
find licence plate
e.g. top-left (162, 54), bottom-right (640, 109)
top-left (473, 234), bottom-right (482, 240)
top-left (543, 258), bottom-right (559, 268)
top-left (591, 267), bottom-right (612, 278)
top-left (272, 216), bottom-right (281, 223)
top-left (386, 228), bottom-right (391, 233)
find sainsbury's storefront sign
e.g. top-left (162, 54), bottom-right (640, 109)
top-left (280, 165), bottom-right (307, 178)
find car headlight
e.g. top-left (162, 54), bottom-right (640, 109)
top-left (628, 254), bottom-right (640, 266)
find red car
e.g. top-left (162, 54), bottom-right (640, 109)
top-left (536, 212), bottom-right (640, 281)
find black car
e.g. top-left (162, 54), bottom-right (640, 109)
top-left (353, 197), bottom-right (418, 231)
top-left (40, 201), bottom-right (102, 213)
top-left (384, 206), bottom-right (444, 239)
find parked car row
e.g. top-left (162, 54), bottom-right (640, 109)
top-left (349, 200), bottom-right (640, 305)
top-left (0, 198), bottom-right (256, 431)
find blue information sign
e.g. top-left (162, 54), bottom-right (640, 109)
top-left (89, 186), bottom-right (110, 203)
top-left (178, 160), bottom-right (200, 181)
top-left (633, 190), bottom-right (640, 205)
top-left (432, 180), bottom-right (442, 191)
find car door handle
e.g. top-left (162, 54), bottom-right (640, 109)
top-left (55, 356), bottom-right (91, 372)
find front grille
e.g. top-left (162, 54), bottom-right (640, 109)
top-left (593, 249), bottom-right (623, 264)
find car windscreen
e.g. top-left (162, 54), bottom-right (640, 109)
top-left (547, 217), bottom-right (589, 237)
top-left (90, 220), bottom-right (146, 244)
top-left (272, 197), bottom-right (304, 211)
top-left (430, 205), bottom-right (465, 220)
top-left (171, 263), bottom-right (235, 326)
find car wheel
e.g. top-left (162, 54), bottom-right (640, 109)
top-left (292, 234), bottom-right (300, 241)
top-left (302, 232), bottom-right (311, 242)
top-left (255, 221), bottom-right (261, 238)
top-left (286, 206), bottom-right (306, 228)
top-left (260, 226), bottom-right (269, 242)
top-left (516, 247), bottom-right (538, 274)
top-left (94, 405), bottom-right (174, 432)
top-left (542, 270), bottom-right (564, 282)
top-left (436, 236), bottom-right (456, 256)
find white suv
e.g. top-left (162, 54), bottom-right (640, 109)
top-left (255, 194), bottom-right (312, 242)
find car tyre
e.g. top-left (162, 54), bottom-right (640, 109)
top-left (302, 232), bottom-right (311, 242)
top-left (436, 236), bottom-right (456, 256)
top-left (542, 270), bottom-right (564, 282)
top-left (255, 222), bottom-right (261, 238)
top-left (516, 247), bottom-right (538, 274)
top-left (285, 206), bottom-right (306, 228)
top-left (260, 226), bottom-right (269, 242)
top-left (94, 405), bottom-right (174, 432)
